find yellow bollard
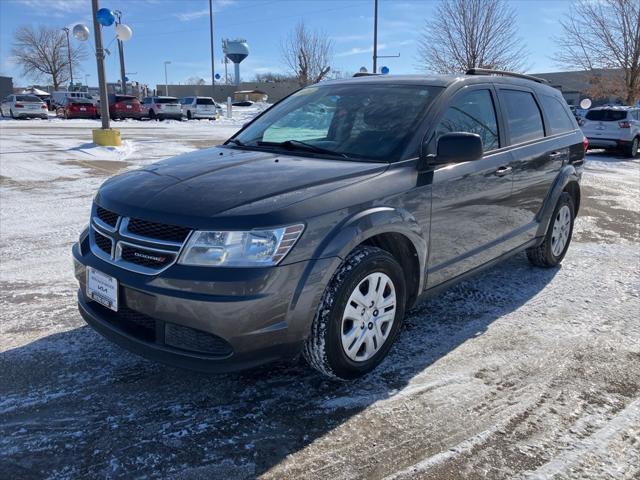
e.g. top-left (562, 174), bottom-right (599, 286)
top-left (92, 128), bottom-right (122, 146)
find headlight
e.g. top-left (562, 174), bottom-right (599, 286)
top-left (178, 224), bottom-right (304, 267)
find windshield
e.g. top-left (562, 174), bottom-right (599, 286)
top-left (156, 97), bottom-right (178, 104)
top-left (196, 98), bottom-right (215, 105)
top-left (585, 110), bottom-right (627, 121)
top-left (70, 99), bottom-right (93, 104)
top-left (230, 84), bottom-right (443, 161)
top-left (16, 95), bottom-right (42, 102)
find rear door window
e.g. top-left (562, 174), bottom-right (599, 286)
top-left (539, 95), bottom-right (576, 135)
top-left (500, 89), bottom-right (545, 144)
top-left (435, 89), bottom-right (499, 151)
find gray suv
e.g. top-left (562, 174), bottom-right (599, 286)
top-left (73, 70), bottom-right (585, 379)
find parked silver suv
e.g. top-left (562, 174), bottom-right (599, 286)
top-left (581, 106), bottom-right (640, 157)
top-left (179, 96), bottom-right (221, 120)
top-left (141, 96), bottom-right (182, 120)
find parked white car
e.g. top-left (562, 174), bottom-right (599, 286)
top-left (581, 106), bottom-right (640, 157)
top-left (179, 96), bottom-right (221, 120)
top-left (141, 96), bottom-right (182, 120)
top-left (0, 94), bottom-right (48, 119)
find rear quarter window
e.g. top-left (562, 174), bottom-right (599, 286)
top-left (500, 89), bottom-right (545, 144)
top-left (539, 95), bottom-right (576, 135)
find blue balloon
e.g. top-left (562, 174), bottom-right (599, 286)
top-left (381, 66), bottom-right (389, 75)
top-left (215, 73), bottom-right (221, 80)
top-left (97, 8), bottom-right (115, 27)
top-left (124, 76), bottom-right (129, 81)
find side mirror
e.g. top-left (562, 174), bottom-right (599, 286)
top-left (435, 132), bottom-right (483, 165)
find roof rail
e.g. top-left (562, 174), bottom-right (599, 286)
top-left (466, 68), bottom-right (549, 84)
top-left (352, 72), bottom-right (381, 77)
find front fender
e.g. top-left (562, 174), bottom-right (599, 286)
top-left (536, 164), bottom-right (581, 238)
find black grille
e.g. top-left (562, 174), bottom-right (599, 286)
top-left (165, 323), bottom-right (233, 356)
top-left (94, 232), bottom-right (112, 255)
top-left (120, 244), bottom-right (175, 268)
top-left (96, 206), bottom-right (118, 227)
top-left (91, 303), bottom-right (156, 342)
top-left (127, 218), bottom-right (191, 243)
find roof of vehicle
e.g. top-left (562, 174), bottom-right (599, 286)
top-left (588, 105), bottom-right (636, 111)
top-left (320, 73), bottom-right (562, 95)
top-left (151, 96), bottom-right (177, 99)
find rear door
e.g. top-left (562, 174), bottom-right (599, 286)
top-left (427, 85), bottom-right (519, 287)
top-left (501, 88), bottom-right (571, 242)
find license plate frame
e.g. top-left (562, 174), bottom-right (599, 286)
top-left (86, 266), bottom-right (118, 312)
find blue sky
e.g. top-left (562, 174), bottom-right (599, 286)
top-left (0, 0), bottom-right (573, 88)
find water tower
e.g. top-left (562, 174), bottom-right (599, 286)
top-left (222, 39), bottom-right (249, 86)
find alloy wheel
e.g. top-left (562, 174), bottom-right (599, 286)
top-left (341, 272), bottom-right (396, 362)
top-left (551, 205), bottom-right (571, 257)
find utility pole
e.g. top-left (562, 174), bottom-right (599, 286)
top-left (62, 27), bottom-right (74, 88)
top-left (373, 0), bottom-right (378, 74)
top-left (164, 61), bottom-right (171, 95)
top-left (114, 11), bottom-right (127, 94)
top-left (209, 0), bottom-right (215, 88)
top-left (91, 0), bottom-right (110, 130)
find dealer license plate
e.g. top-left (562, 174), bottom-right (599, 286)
top-left (80, 107), bottom-right (86, 111)
top-left (86, 266), bottom-right (118, 311)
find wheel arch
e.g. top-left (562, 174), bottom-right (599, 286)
top-left (535, 165), bottom-right (581, 238)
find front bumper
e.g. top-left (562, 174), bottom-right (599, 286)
top-left (72, 238), bottom-right (337, 372)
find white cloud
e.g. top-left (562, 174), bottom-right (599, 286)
top-left (176, 0), bottom-right (235, 21)
top-left (13, 0), bottom-right (88, 17)
top-left (336, 44), bottom-right (387, 58)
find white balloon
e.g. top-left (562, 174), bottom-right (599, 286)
top-left (115, 24), bottom-right (133, 41)
top-left (72, 24), bottom-right (90, 41)
top-left (579, 98), bottom-right (592, 110)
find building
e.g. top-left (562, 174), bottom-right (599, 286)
top-left (534, 69), bottom-right (625, 106)
top-left (0, 76), bottom-right (14, 100)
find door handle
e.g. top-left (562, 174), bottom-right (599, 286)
top-left (549, 151), bottom-right (564, 159)
top-left (494, 166), bottom-right (512, 177)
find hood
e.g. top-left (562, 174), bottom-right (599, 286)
top-left (96, 147), bottom-right (387, 228)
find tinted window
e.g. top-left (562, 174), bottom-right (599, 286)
top-left (585, 109), bottom-right (627, 121)
top-left (156, 97), bottom-right (178, 104)
top-left (501, 90), bottom-right (545, 144)
top-left (435, 89), bottom-right (499, 151)
top-left (539, 95), bottom-right (575, 135)
top-left (196, 98), bottom-right (214, 105)
top-left (234, 84), bottom-right (443, 161)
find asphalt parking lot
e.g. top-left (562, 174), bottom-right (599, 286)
top-left (1, 118), bottom-right (639, 479)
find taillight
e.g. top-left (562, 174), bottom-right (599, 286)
top-left (15, 103), bottom-right (24, 108)
top-left (156, 104), bottom-right (162, 109)
top-left (618, 120), bottom-right (631, 128)
top-left (41, 104), bottom-right (47, 109)
top-left (582, 136), bottom-right (589, 152)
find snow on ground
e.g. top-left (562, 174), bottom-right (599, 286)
top-left (0, 113), bottom-right (639, 480)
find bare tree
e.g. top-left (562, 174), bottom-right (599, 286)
top-left (254, 71), bottom-right (296, 83)
top-left (281, 21), bottom-right (333, 86)
top-left (417, 0), bottom-right (528, 74)
top-left (186, 76), bottom-right (206, 85)
top-left (11, 26), bottom-right (86, 90)
top-left (554, 0), bottom-right (640, 105)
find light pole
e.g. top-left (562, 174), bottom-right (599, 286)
top-left (372, 0), bottom-right (378, 74)
top-left (92, 0), bottom-right (111, 131)
top-left (164, 61), bottom-right (171, 95)
top-left (85, 73), bottom-right (91, 86)
top-left (209, 0), bottom-right (215, 88)
top-left (114, 10), bottom-right (127, 94)
top-left (62, 27), bottom-right (74, 88)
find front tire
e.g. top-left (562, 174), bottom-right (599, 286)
top-left (186, 110), bottom-right (192, 120)
top-left (303, 246), bottom-right (406, 380)
top-left (527, 192), bottom-right (575, 267)
top-left (10, 109), bottom-right (16, 119)
top-left (149, 109), bottom-right (156, 120)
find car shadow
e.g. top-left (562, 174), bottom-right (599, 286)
top-left (1, 252), bottom-right (559, 479)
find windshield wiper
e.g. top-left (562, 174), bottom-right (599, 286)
top-left (226, 138), bottom-right (245, 146)
top-left (257, 140), bottom-right (349, 159)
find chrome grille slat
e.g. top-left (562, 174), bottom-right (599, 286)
top-left (89, 205), bottom-right (192, 275)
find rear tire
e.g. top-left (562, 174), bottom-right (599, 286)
top-left (527, 192), bottom-right (575, 268)
top-left (626, 137), bottom-right (639, 158)
top-left (10, 109), bottom-right (16, 119)
top-left (187, 110), bottom-right (192, 120)
top-left (303, 246), bottom-right (406, 380)
top-left (149, 109), bottom-right (156, 120)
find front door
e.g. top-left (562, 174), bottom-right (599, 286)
top-left (426, 86), bottom-right (518, 288)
